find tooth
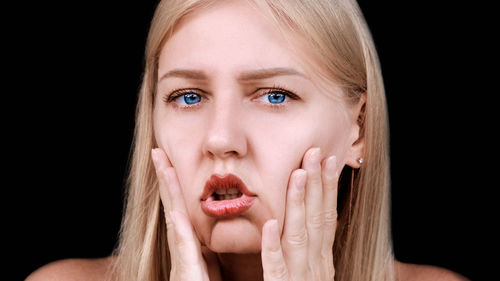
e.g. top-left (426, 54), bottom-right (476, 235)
top-left (215, 189), bottom-right (227, 195)
top-left (227, 188), bottom-right (239, 195)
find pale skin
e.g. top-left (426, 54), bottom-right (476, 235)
top-left (150, 1), bottom-right (357, 279)
top-left (26, 1), bottom-right (469, 281)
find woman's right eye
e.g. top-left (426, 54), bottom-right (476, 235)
top-left (176, 92), bottom-right (202, 105)
top-left (165, 90), bottom-right (205, 107)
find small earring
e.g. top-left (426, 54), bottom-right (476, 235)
top-left (357, 157), bottom-right (364, 164)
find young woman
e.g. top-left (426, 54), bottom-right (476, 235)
top-left (27, 0), bottom-right (468, 280)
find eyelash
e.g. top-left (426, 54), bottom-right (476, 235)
top-left (163, 85), bottom-right (299, 110)
top-left (164, 88), bottom-right (203, 102)
top-left (258, 85), bottom-right (300, 109)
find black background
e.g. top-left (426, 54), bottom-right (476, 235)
top-left (7, 1), bottom-right (488, 280)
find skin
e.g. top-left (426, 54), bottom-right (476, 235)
top-left (25, 1), bottom-right (470, 281)
top-left (151, 1), bottom-right (361, 280)
top-left (153, 0), bottom-right (361, 256)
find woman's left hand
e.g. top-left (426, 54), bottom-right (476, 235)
top-left (261, 147), bottom-right (339, 281)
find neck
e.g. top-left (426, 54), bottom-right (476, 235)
top-left (210, 252), bottom-right (263, 281)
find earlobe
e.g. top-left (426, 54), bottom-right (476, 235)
top-left (345, 144), bottom-right (364, 169)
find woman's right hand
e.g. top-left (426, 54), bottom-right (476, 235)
top-left (151, 148), bottom-right (211, 281)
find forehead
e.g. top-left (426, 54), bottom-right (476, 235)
top-left (158, 0), bottom-right (307, 75)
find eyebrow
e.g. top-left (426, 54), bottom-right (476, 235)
top-left (159, 67), bottom-right (305, 82)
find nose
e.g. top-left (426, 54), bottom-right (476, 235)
top-left (202, 99), bottom-right (248, 159)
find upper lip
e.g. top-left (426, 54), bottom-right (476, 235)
top-left (201, 174), bottom-right (256, 200)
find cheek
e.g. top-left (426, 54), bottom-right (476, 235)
top-left (306, 102), bottom-right (353, 163)
top-left (253, 108), bottom-right (352, 206)
top-left (314, 119), bottom-right (352, 161)
top-left (153, 106), bottom-right (206, 202)
top-left (248, 116), bottom-right (321, 222)
top-left (153, 104), bottom-right (204, 164)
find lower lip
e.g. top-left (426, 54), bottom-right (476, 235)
top-left (201, 195), bottom-right (255, 218)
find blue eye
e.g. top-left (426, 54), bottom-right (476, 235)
top-left (176, 92), bottom-right (201, 105)
top-left (267, 92), bottom-right (286, 104)
top-left (256, 88), bottom-right (297, 106)
top-left (260, 91), bottom-right (289, 104)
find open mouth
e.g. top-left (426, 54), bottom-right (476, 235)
top-left (201, 174), bottom-right (256, 218)
top-left (213, 188), bottom-right (243, 200)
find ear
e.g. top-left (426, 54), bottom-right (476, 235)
top-left (345, 93), bottom-right (366, 169)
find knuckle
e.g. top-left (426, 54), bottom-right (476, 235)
top-left (323, 168), bottom-right (339, 183)
top-left (308, 172), bottom-right (322, 186)
top-left (321, 249), bottom-right (333, 263)
top-left (307, 264), bottom-right (322, 280)
top-left (323, 209), bottom-right (338, 225)
top-left (307, 212), bottom-right (324, 229)
top-left (266, 263), bottom-right (288, 280)
top-left (323, 178), bottom-right (338, 190)
top-left (291, 188), bottom-right (305, 205)
top-left (266, 244), bottom-right (283, 257)
top-left (285, 229), bottom-right (308, 247)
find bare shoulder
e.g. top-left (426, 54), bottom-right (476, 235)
top-left (25, 256), bottom-right (115, 281)
top-left (395, 260), bottom-right (470, 281)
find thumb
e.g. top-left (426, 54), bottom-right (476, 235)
top-left (169, 211), bottom-right (210, 281)
top-left (261, 220), bottom-right (289, 281)
top-left (171, 211), bottom-right (205, 266)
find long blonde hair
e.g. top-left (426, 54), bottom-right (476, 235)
top-left (110, 0), bottom-right (393, 280)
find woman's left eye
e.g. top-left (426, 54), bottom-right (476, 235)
top-left (257, 90), bottom-right (293, 105)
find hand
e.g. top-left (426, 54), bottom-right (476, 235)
top-left (151, 148), bottom-right (210, 281)
top-left (261, 147), bottom-right (339, 281)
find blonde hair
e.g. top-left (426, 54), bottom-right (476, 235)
top-left (110, 0), bottom-right (393, 280)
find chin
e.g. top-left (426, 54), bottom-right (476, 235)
top-left (207, 218), bottom-right (262, 253)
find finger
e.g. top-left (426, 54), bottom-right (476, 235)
top-left (302, 147), bottom-right (324, 261)
top-left (151, 148), bottom-right (187, 266)
top-left (262, 219), bottom-right (289, 281)
top-left (321, 155), bottom-right (339, 281)
top-left (170, 210), bottom-right (209, 280)
top-left (321, 155), bottom-right (339, 255)
top-left (151, 148), bottom-right (188, 214)
top-left (281, 169), bottom-right (307, 279)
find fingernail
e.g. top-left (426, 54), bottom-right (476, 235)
top-left (311, 147), bottom-right (321, 161)
top-left (325, 155), bottom-right (338, 178)
top-left (151, 148), bottom-right (160, 169)
top-left (306, 147), bottom-right (321, 169)
top-left (294, 169), bottom-right (307, 191)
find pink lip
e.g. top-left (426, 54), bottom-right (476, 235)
top-left (200, 174), bottom-right (256, 218)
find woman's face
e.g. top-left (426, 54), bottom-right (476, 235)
top-left (154, 0), bottom-right (362, 253)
